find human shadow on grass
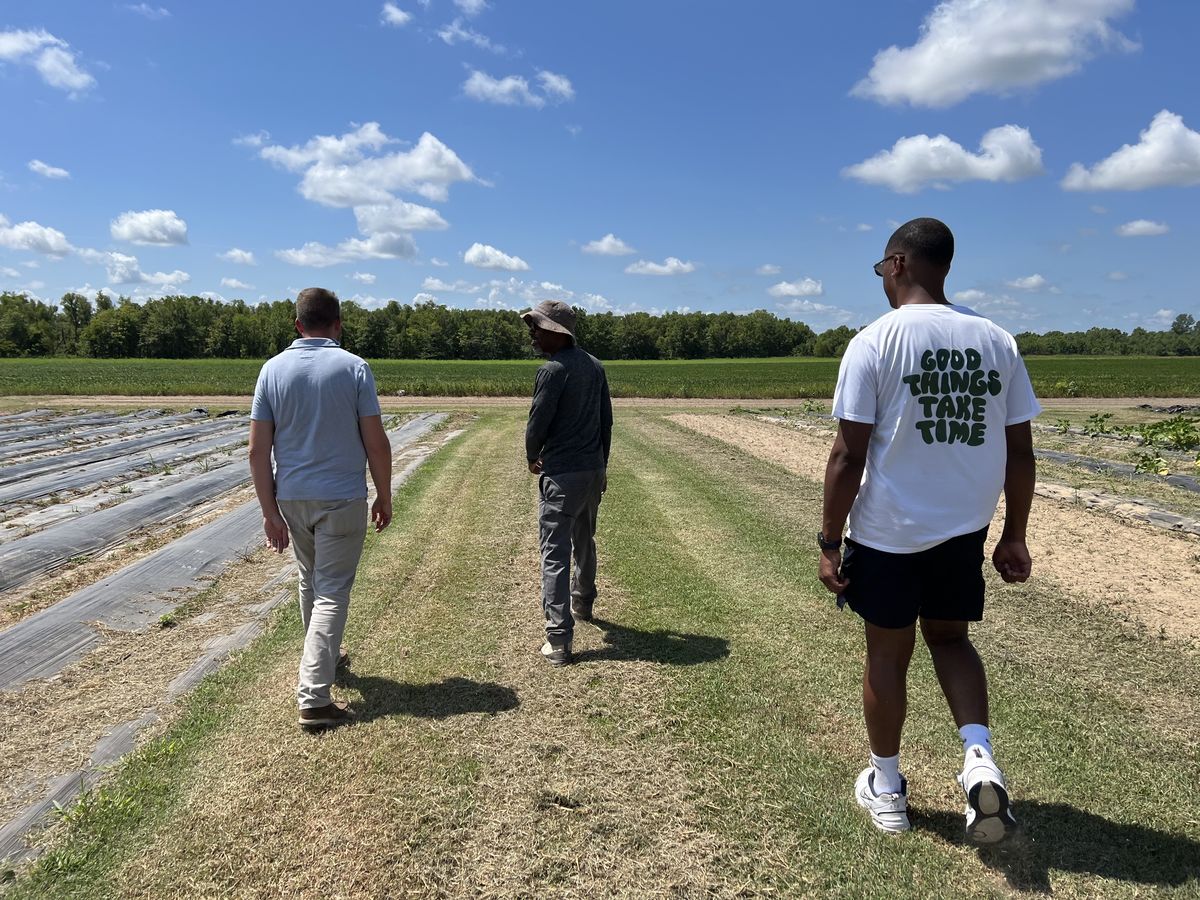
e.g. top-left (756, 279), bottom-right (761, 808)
top-left (339, 672), bottom-right (519, 724)
top-left (914, 801), bottom-right (1200, 893)
top-left (573, 617), bottom-right (730, 666)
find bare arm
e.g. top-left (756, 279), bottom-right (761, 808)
top-left (818, 419), bottom-right (873, 594)
top-left (249, 419), bottom-right (289, 553)
top-left (993, 420), bottom-right (1036, 582)
top-left (360, 414), bottom-right (393, 532)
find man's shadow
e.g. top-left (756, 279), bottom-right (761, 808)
top-left (573, 617), bottom-right (730, 666)
top-left (915, 801), bottom-right (1200, 893)
top-left (339, 672), bottom-right (519, 724)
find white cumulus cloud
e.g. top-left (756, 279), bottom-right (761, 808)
top-left (582, 233), bottom-right (635, 256)
top-left (220, 277), bottom-right (253, 291)
top-left (625, 257), bottom-right (696, 276)
top-left (843, 125), bottom-right (1044, 193)
top-left (1116, 219), bottom-right (1168, 237)
top-left (438, 19), bottom-right (503, 52)
top-left (381, 3), bottom-right (412, 26)
top-left (768, 277), bottom-right (824, 298)
top-left (125, 4), bottom-right (170, 19)
top-left (219, 247), bottom-right (256, 265)
top-left (101, 251), bottom-right (189, 287)
top-left (537, 70), bottom-right (575, 102)
top-left (28, 159), bottom-right (69, 179)
top-left (1006, 274), bottom-right (1048, 291)
top-left (353, 200), bottom-right (448, 234)
top-left (422, 276), bottom-right (480, 293)
top-left (110, 209), bottom-right (188, 245)
top-left (1062, 110), bottom-right (1200, 191)
top-left (852, 0), bottom-right (1137, 108)
top-left (0, 29), bottom-right (95, 94)
top-left (260, 124), bottom-right (478, 206)
top-left (454, 0), bottom-right (487, 15)
top-left (463, 242), bottom-right (530, 271)
top-left (463, 70), bottom-right (543, 107)
top-left (0, 214), bottom-right (73, 256)
top-left (277, 232), bottom-right (418, 267)
top-left (351, 272), bottom-right (377, 284)
top-left (755, 264), bottom-right (781, 276)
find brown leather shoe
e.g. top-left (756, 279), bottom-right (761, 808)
top-left (298, 700), bottom-right (355, 730)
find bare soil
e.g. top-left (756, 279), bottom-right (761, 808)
top-left (669, 413), bottom-right (1200, 644)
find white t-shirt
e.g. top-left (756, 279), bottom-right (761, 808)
top-left (832, 303), bottom-right (1040, 553)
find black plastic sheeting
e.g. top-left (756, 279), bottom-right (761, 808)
top-left (0, 415), bottom-right (241, 486)
top-left (0, 412), bottom-right (445, 694)
top-left (0, 455), bottom-right (247, 593)
top-left (0, 409), bottom-right (207, 464)
top-left (1035, 448), bottom-right (1200, 494)
top-left (0, 410), bottom-right (141, 445)
top-left (0, 419), bottom-right (249, 505)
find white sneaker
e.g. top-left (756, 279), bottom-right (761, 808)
top-left (958, 745), bottom-right (1017, 844)
top-left (854, 767), bottom-right (910, 834)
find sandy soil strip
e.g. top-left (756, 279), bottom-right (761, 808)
top-left (669, 413), bottom-right (1200, 644)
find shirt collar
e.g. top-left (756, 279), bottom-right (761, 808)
top-left (289, 337), bottom-right (341, 348)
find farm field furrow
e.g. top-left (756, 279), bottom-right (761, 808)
top-left (5, 408), bottom-right (1196, 899)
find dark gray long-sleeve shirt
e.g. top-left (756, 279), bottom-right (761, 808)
top-left (525, 345), bottom-right (613, 475)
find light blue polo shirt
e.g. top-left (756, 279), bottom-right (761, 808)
top-left (250, 338), bottom-right (382, 501)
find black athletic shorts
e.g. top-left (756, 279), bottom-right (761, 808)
top-left (837, 526), bottom-right (988, 629)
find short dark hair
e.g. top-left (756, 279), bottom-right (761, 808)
top-left (295, 287), bottom-right (340, 330)
top-left (886, 218), bottom-right (954, 268)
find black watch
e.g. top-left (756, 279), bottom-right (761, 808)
top-left (817, 531), bottom-right (842, 551)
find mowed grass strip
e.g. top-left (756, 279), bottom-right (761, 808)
top-left (6, 411), bottom-right (737, 898)
top-left (594, 412), bottom-right (1200, 898)
top-left (2, 356), bottom-right (1200, 399)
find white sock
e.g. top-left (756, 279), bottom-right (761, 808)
top-left (959, 723), bottom-right (993, 757)
top-left (870, 752), bottom-right (902, 795)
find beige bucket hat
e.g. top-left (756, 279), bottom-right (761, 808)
top-left (521, 299), bottom-right (577, 339)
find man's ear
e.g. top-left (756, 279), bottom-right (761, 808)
top-left (294, 319), bottom-right (303, 335)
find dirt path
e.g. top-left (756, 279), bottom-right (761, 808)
top-left (669, 413), bottom-right (1200, 644)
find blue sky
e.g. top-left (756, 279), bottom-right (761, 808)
top-left (1, 0), bottom-right (1197, 334)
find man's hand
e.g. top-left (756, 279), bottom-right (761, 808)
top-left (372, 495), bottom-right (393, 533)
top-left (263, 512), bottom-right (289, 553)
top-left (528, 458), bottom-right (543, 475)
top-left (818, 548), bottom-right (848, 594)
top-left (992, 539), bottom-right (1032, 583)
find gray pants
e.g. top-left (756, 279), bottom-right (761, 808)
top-left (278, 498), bottom-right (368, 709)
top-left (539, 469), bottom-right (604, 645)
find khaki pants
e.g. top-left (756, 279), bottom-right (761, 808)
top-left (278, 498), bottom-right (368, 709)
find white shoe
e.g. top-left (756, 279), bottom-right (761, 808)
top-left (854, 767), bottom-right (910, 834)
top-left (958, 745), bottom-right (1017, 844)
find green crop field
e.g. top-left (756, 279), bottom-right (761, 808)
top-left (0, 356), bottom-right (1198, 398)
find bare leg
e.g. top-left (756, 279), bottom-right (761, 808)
top-left (920, 618), bottom-right (989, 728)
top-left (863, 622), bottom-right (916, 757)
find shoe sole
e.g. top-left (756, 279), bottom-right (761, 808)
top-left (543, 654), bottom-right (572, 667)
top-left (965, 779), bottom-right (1016, 844)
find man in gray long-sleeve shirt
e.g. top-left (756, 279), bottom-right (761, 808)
top-left (522, 299), bottom-right (613, 667)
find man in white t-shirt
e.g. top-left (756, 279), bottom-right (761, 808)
top-left (818, 218), bottom-right (1039, 844)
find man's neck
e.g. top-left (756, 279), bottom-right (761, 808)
top-left (895, 284), bottom-right (949, 307)
top-left (298, 331), bottom-right (338, 341)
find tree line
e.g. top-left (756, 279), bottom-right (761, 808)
top-left (0, 291), bottom-right (1197, 360)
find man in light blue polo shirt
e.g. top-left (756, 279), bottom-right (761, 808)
top-left (249, 287), bottom-right (393, 730)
